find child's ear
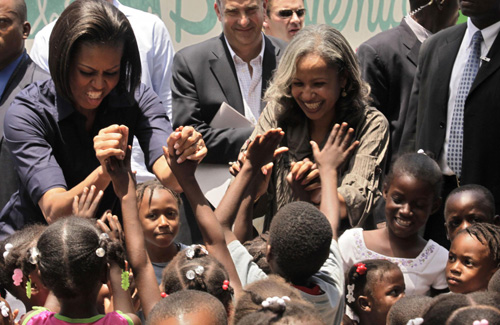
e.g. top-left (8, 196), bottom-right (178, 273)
top-left (101, 263), bottom-right (109, 284)
top-left (431, 197), bottom-right (442, 215)
top-left (357, 295), bottom-right (371, 312)
top-left (382, 183), bottom-right (389, 199)
top-left (493, 215), bottom-right (500, 226)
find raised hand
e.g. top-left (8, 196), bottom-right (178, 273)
top-left (311, 122), bottom-right (359, 173)
top-left (94, 124), bottom-right (129, 167)
top-left (245, 128), bottom-right (288, 170)
top-left (105, 146), bottom-right (134, 198)
top-left (169, 126), bottom-right (207, 163)
top-left (72, 185), bottom-right (103, 219)
top-left (163, 131), bottom-right (200, 182)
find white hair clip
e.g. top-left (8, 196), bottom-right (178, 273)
top-left (346, 284), bottom-right (355, 303)
top-left (99, 233), bottom-right (109, 241)
top-left (28, 247), bottom-right (40, 265)
top-left (0, 301), bottom-right (9, 318)
top-left (3, 243), bottom-right (13, 259)
top-left (407, 318), bottom-right (424, 325)
top-left (185, 244), bottom-right (208, 259)
top-left (473, 320), bottom-right (489, 325)
top-left (261, 296), bottom-right (290, 309)
top-left (186, 265), bottom-right (205, 280)
top-left (96, 248), bottom-right (105, 258)
top-left (417, 149), bottom-right (427, 155)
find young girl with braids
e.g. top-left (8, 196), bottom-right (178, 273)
top-left (339, 152), bottom-right (449, 296)
top-left (0, 225), bottom-right (52, 315)
top-left (135, 179), bottom-right (188, 284)
top-left (104, 131), bottom-right (242, 320)
top-left (446, 223), bottom-right (500, 294)
top-left (232, 275), bottom-right (324, 325)
top-left (344, 259), bottom-right (405, 325)
top-left (20, 217), bottom-right (140, 324)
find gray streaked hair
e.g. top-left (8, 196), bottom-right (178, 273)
top-left (264, 24), bottom-right (370, 126)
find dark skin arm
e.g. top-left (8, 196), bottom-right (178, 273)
top-left (104, 147), bottom-right (161, 319)
top-left (311, 123), bottom-right (359, 240)
top-left (216, 129), bottom-right (288, 244)
top-left (163, 136), bottom-right (247, 298)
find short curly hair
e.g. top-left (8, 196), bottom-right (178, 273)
top-left (268, 201), bottom-right (332, 283)
top-left (146, 290), bottom-right (227, 325)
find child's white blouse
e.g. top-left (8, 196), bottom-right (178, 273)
top-left (338, 228), bottom-right (448, 296)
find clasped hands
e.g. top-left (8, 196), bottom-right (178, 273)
top-left (93, 124), bottom-right (207, 174)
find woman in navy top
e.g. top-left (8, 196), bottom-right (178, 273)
top-left (0, 0), bottom-right (205, 237)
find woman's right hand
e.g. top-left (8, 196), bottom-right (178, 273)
top-left (93, 124), bottom-right (129, 168)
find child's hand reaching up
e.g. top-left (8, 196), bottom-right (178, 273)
top-left (312, 123), bottom-right (359, 239)
top-left (311, 123), bottom-right (359, 173)
top-left (162, 131), bottom-right (200, 182)
top-left (105, 146), bottom-right (134, 198)
top-left (72, 185), bottom-right (103, 219)
top-left (245, 128), bottom-right (288, 171)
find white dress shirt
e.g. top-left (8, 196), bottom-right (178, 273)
top-left (225, 35), bottom-right (265, 125)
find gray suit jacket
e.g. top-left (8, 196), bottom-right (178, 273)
top-left (357, 19), bottom-right (421, 167)
top-left (0, 53), bottom-right (50, 210)
top-left (402, 22), bottom-right (500, 212)
top-left (171, 33), bottom-right (286, 163)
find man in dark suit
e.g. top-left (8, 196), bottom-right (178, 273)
top-left (172, 0), bottom-right (286, 164)
top-left (0, 0), bottom-right (49, 210)
top-left (401, 0), bottom-right (500, 247)
top-left (357, 0), bottom-right (459, 169)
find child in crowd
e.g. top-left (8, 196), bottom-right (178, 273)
top-left (446, 223), bottom-right (500, 294)
top-left (20, 217), bottom-right (140, 324)
top-left (160, 244), bottom-right (234, 314)
top-left (344, 259), bottom-right (405, 325)
top-left (135, 180), bottom-right (187, 284)
top-left (339, 152), bottom-right (449, 296)
top-left (0, 225), bottom-right (56, 314)
top-left (445, 305), bottom-right (500, 325)
top-left (146, 290), bottom-right (228, 325)
top-left (386, 295), bottom-right (432, 325)
top-left (422, 290), bottom-right (500, 323)
top-left (444, 184), bottom-right (499, 242)
top-left (233, 275), bottom-right (324, 325)
top-left (104, 134), bottom-right (242, 319)
top-left (215, 124), bottom-right (359, 325)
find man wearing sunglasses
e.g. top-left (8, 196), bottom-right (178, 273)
top-left (263, 0), bottom-right (305, 42)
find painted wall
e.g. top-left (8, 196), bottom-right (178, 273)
top-left (25, 0), bottom-right (414, 52)
top-left (26, 1), bottom-right (467, 52)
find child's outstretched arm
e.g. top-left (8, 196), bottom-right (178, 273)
top-left (163, 134), bottom-right (247, 297)
top-left (311, 123), bottom-right (359, 240)
top-left (215, 129), bottom-right (288, 244)
top-left (105, 148), bottom-right (161, 319)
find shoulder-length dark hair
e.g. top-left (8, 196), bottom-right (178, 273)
top-left (49, 0), bottom-right (141, 102)
top-left (264, 24), bottom-right (370, 127)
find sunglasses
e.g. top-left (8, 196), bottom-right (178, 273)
top-left (277, 8), bottom-right (306, 18)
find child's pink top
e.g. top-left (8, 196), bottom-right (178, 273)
top-left (22, 308), bottom-right (133, 325)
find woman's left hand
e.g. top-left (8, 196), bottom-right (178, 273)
top-left (169, 126), bottom-right (207, 164)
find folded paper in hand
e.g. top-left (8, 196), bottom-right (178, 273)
top-left (195, 102), bottom-right (253, 207)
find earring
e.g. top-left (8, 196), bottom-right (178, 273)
top-left (341, 88), bottom-right (347, 97)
